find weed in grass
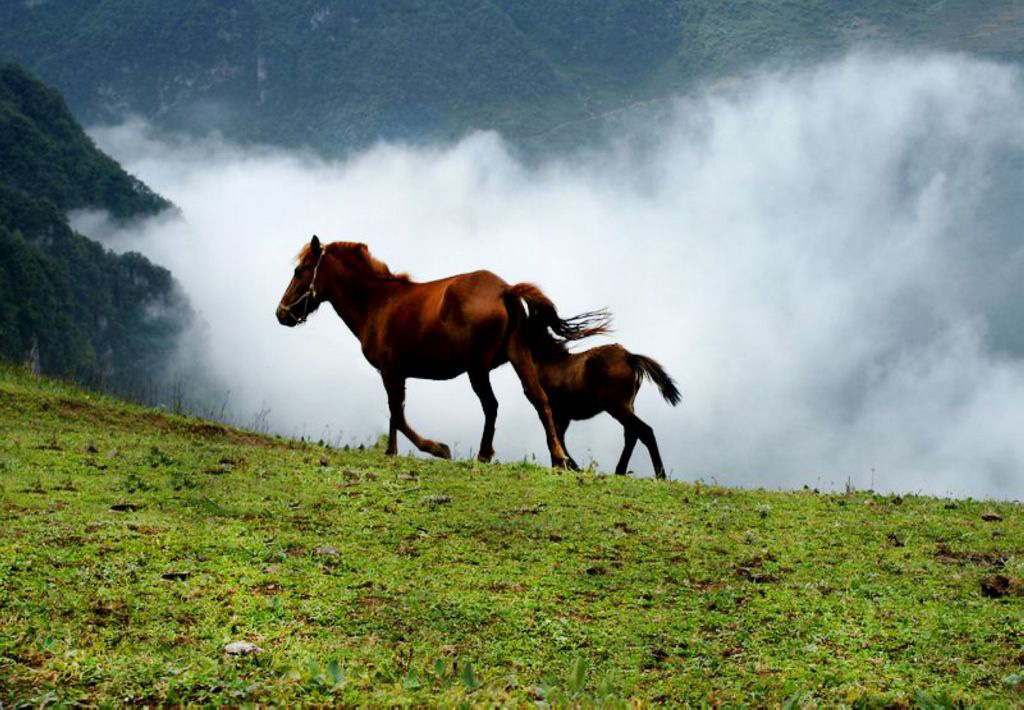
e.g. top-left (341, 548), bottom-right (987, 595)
top-left (120, 471), bottom-right (156, 493)
top-left (144, 445), bottom-right (174, 468)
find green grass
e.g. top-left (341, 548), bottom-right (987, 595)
top-left (1, 364), bottom-right (1022, 706)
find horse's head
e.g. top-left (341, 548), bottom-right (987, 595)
top-left (276, 235), bottom-right (327, 326)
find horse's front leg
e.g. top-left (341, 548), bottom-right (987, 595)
top-left (469, 369), bottom-right (498, 462)
top-left (554, 413), bottom-right (579, 471)
top-left (382, 374), bottom-right (451, 459)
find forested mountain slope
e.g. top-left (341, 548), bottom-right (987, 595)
top-left (0, 62), bottom-right (168, 218)
top-left (0, 63), bottom-right (188, 391)
top-left (1, 1), bottom-right (1020, 154)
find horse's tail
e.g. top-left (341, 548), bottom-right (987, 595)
top-left (508, 283), bottom-right (612, 341)
top-left (628, 353), bottom-right (681, 406)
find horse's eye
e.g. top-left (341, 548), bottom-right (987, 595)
top-left (293, 268), bottom-right (301, 278)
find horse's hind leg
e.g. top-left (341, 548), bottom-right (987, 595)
top-left (610, 407), bottom-right (665, 479)
top-left (383, 374), bottom-right (451, 459)
top-left (507, 332), bottom-right (572, 469)
top-left (469, 369), bottom-right (498, 462)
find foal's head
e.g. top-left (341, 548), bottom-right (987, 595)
top-left (276, 235), bottom-right (328, 326)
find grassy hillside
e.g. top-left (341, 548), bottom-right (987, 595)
top-left (1, 364), bottom-right (1022, 706)
top-left (1, 1), bottom-right (1020, 154)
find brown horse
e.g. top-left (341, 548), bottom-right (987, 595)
top-left (275, 236), bottom-right (609, 468)
top-left (530, 336), bottom-right (681, 479)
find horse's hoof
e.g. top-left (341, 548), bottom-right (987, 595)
top-left (433, 443), bottom-right (452, 460)
top-left (477, 451), bottom-right (494, 463)
top-left (567, 457), bottom-right (580, 471)
top-left (551, 456), bottom-right (569, 470)
top-left (385, 449), bottom-right (398, 457)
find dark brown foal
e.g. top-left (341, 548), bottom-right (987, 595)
top-left (275, 236), bottom-right (609, 468)
top-left (533, 342), bottom-right (681, 479)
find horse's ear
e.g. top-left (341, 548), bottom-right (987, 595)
top-left (310, 235), bottom-right (321, 257)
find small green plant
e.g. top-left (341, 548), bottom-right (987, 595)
top-left (144, 445), bottom-right (173, 468)
top-left (168, 469), bottom-right (199, 491)
top-left (782, 691), bottom-right (805, 710)
top-left (914, 690), bottom-right (965, 709)
top-left (459, 660), bottom-right (481, 692)
top-left (305, 658), bottom-right (345, 691)
top-left (530, 657), bottom-right (626, 707)
top-left (120, 471), bottom-right (155, 493)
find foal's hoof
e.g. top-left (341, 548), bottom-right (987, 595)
top-left (432, 442), bottom-right (452, 460)
top-left (551, 456), bottom-right (570, 470)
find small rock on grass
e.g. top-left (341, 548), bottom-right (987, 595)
top-left (224, 641), bottom-right (261, 655)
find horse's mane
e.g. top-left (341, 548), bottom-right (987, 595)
top-left (298, 241), bottom-right (410, 282)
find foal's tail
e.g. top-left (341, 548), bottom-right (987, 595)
top-left (628, 353), bottom-right (682, 406)
top-left (509, 283), bottom-right (612, 341)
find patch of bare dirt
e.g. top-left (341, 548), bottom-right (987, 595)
top-left (358, 595), bottom-right (390, 609)
top-left (980, 574), bottom-right (1024, 598)
top-left (251, 582), bottom-right (282, 596)
top-left (934, 542), bottom-right (1011, 569)
top-left (735, 554), bottom-right (782, 584)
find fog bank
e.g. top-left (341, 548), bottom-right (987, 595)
top-left (76, 52), bottom-right (1024, 499)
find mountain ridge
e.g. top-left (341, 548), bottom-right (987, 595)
top-left (2, 1), bottom-right (1020, 155)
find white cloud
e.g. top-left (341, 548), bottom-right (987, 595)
top-left (76, 52), bottom-right (1024, 499)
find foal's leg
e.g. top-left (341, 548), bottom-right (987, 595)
top-left (468, 369), bottom-right (498, 462)
top-left (614, 424), bottom-right (639, 476)
top-left (610, 407), bottom-right (665, 479)
top-left (507, 333), bottom-right (572, 469)
top-left (383, 374), bottom-right (451, 459)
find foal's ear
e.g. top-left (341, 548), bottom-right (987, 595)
top-left (310, 234), bottom-right (322, 257)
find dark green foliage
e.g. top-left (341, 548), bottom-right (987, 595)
top-left (0, 186), bottom-right (189, 387)
top-left (2, 0), bottom-right (1017, 154)
top-left (0, 62), bottom-right (168, 218)
top-left (0, 64), bottom-right (188, 393)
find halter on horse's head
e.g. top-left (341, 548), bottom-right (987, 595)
top-left (276, 235), bottom-right (327, 326)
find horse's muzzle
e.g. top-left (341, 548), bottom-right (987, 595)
top-left (276, 305), bottom-right (297, 327)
